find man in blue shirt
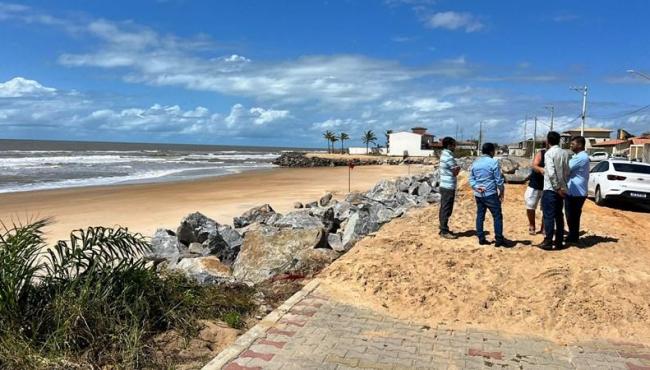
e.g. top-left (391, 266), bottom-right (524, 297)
top-left (469, 143), bottom-right (512, 247)
top-left (565, 136), bottom-right (590, 244)
top-left (438, 137), bottom-right (460, 239)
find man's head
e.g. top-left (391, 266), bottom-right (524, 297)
top-left (547, 131), bottom-right (561, 146)
top-left (481, 142), bottom-right (496, 157)
top-left (570, 136), bottom-right (586, 153)
top-left (442, 137), bottom-right (456, 151)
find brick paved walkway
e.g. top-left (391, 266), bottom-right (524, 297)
top-left (204, 280), bottom-right (650, 370)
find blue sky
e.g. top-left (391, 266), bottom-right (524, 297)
top-left (0, 0), bottom-right (649, 147)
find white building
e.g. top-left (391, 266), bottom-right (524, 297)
top-left (388, 127), bottom-right (437, 157)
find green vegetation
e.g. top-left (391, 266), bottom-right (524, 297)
top-left (0, 219), bottom-right (255, 369)
top-left (362, 130), bottom-right (377, 153)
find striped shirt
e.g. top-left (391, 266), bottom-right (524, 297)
top-left (439, 149), bottom-right (458, 190)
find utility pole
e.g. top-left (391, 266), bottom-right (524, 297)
top-left (532, 116), bottom-right (538, 160)
top-left (570, 85), bottom-right (588, 136)
top-left (455, 122), bottom-right (459, 139)
top-left (524, 115), bottom-right (529, 155)
top-left (478, 121), bottom-right (483, 152)
top-left (545, 105), bottom-right (555, 131)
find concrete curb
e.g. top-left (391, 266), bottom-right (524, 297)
top-left (201, 278), bottom-right (322, 370)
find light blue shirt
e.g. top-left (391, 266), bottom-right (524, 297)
top-left (439, 149), bottom-right (458, 190)
top-left (469, 155), bottom-right (505, 198)
top-left (568, 151), bottom-right (590, 197)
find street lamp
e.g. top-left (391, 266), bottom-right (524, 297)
top-left (570, 85), bottom-right (588, 136)
top-left (627, 69), bottom-right (650, 81)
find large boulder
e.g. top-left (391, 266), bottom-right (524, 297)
top-left (340, 204), bottom-right (383, 251)
top-left (366, 179), bottom-right (399, 203)
top-left (232, 225), bottom-right (329, 284)
top-left (416, 181), bottom-right (432, 197)
top-left (149, 229), bottom-right (181, 265)
top-left (176, 212), bottom-right (215, 245)
top-left (319, 192), bottom-right (333, 207)
top-left (505, 167), bottom-right (531, 184)
top-left (332, 201), bottom-right (354, 222)
top-left (498, 157), bottom-right (519, 174)
top-left (176, 212), bottom-right (242, 265)
top-left (233, 204), bottom-right (277, 228)
top-left (174, 256), bottom-right (234, 285)
top-left (272, 210), bottom-right (324, 229)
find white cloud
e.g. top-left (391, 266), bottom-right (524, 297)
top-left (249, 107), bottom-right (290, 124)
top-left (0, 77), bottom-right (57, 98)
top-left (426, 11), bottom-right (484, 32)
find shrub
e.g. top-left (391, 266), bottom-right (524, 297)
top-left (0, 220), bottom-right (255, 369)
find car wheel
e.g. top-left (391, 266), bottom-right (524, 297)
top-left (595, 186), bottom-right (605, 206)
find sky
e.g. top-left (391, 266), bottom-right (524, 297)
top-left (0, 0), bottom-right (649, 148)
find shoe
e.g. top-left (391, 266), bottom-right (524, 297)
top-left (478, 239), bottom-right (491, 246)
top-left (536, 240), bottom-right (554, 250)
top-left (440, 232), bottom-right (457, 240)
top-left (495, 239), bottom-right (515, 248)
top-left (554, 243), bottom-right (567, 250)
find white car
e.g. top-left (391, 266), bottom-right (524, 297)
top-left (589, 152), bottom-right (610, 162)
top-left (588, 159), bottom-right (650, 205)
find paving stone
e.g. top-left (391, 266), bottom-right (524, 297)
top-left (209, 287), bottom-right (648, 370)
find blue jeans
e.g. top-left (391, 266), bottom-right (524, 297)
top-left (542, 190), bottom-right (564, 245)
top-left (475, 194), bottom-right (504, 243)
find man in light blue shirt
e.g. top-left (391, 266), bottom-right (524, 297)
top-left (438, 137), bottom-right (460, 239)
top-left (469, 143), bottom-right (511, 247)
top-left (565, 136), bottom-right (590, 244)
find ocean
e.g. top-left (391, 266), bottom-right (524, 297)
top-left (0, 139), bottom-right (300, 194)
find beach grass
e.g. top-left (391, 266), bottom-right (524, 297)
top-left (0, 219), bottom-right (256, 369)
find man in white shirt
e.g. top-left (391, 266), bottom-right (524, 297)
top-left (538, 131), bottom-right (570, 250)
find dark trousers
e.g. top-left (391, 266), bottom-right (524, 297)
top-left (475, 194), bottom-right (504, 243)
top-left (439, 188), bottom-right (456, 234)
top-left (542, 190), bottom-right (564, 246)
top-left (565, 195), bottom-right (586, 242)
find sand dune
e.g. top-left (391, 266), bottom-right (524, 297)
top-left (321, 175), bottom-right (650, 344)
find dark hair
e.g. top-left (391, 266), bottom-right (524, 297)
top-left (547, 131), bottom-right (561, 146)
top-left (481, 142), bottom-right (496, 155)
top-left (442, 137), bottom-right (456, 149)
top-left (571, 135), bottom-right (586, 148)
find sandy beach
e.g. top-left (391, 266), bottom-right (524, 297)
top-left (0, 165), bottom-right (431, 242)
top-left (322, 174), bottom-right (650, 345)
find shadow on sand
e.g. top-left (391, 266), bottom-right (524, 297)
top-left (575, 235), bottom-right (619, 249)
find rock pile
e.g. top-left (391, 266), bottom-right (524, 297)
top-left (272, 152), bottom-right (437, 168)
top-left (149, 169), bottom-right (441, 285)
top-left (456, 156), bottom-right (532, 184)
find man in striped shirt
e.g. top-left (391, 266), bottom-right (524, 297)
top-left (439, 137), bottom-right (461, 239)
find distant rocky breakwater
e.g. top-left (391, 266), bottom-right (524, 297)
top-left (272, 151), bottom-right (438, 167)
top-left (147, 169), bottom-right (443, 289)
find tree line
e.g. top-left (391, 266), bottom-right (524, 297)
top-left (322, 130), bottom-right (383, 154)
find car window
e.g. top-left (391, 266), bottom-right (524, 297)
top-left (613, 163), bottom-right (650, 174)
top-left (602, 161), bottom-right (610, 172)
top-left (591, 162), bottom-right (606, 173)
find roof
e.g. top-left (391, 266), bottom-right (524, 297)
top-left (631, 138), bottom-right (650, 145)
top-left (563, 127), bottom-right (613, 133)
top-left (591, 139), bottom-right (627, 147)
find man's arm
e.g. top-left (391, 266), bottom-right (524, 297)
top-left (450, 156), bottom-right (460, 176)
top-left (494, 161), bottom-right (505, 199)
top-left (469, 165), bottom-right (477, 189)
top-left (532, 151), bottom-right (544, 174)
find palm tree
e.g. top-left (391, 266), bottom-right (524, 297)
top-left (330, 136), bottom-right (339, 153)
top-left (339, 132), bottom-right (349, 153)
top-left (323, 130), bottom-right (335, 153)
top-left (362, 130), bottom-right (378, 154)
top-left (385, 130), bottom-right (393, 150)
